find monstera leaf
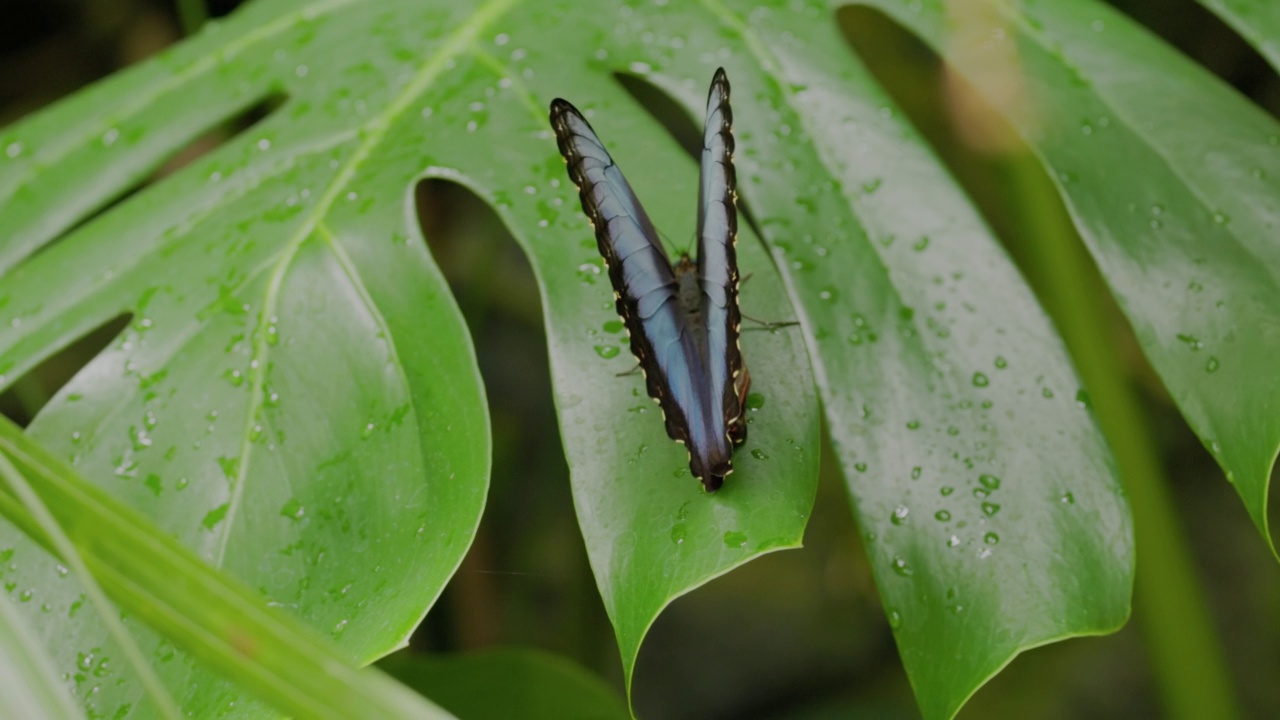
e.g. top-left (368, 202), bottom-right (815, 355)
top-left (854, 0), bottom-right (1280, 560)
top-left (18, 0), bottom-right (1280, 716)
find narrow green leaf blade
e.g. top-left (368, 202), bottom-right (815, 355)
top-left (0, 590), bottom-right (86, 720)
top-left (0, 416), bottom-right (450, 720)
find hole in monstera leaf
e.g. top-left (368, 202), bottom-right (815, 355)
top-left (612, 71), bottom-right (778, 269)
top-left (0, 313), bottom-right (131, 428)
top-left (837, 6), bottom-right (1027, 245)
top-left (202, 0), bottom-right (253, 19)
top-left (1110, 0), bottom-right (1279, 118)
top-left (150, 92), bottom-right (287, 180)
top-left (613, 72), bottom-right (703, 159)
top-left (415, 178), bottom-right (542, 331)
top-left (409, 177), bottom-right (592, 653)
top-left (28, 91), bottom-right (287, 267)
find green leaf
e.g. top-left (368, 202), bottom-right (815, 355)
top-left (1198, 0), bottom-right (1280, 70)
top-left (0, 0), bottom-right (492, 715)
top-left (506, 21), bottom-right (821, 705)
top-left (530, 91), bottom-right (819, 696)
top-left (676, 2), bottom-right (1132, 717)
top-left (851, 0), bottom-right (1280, 551)
top-left (379, 648), bottom-right (629, 720)
top-left (0, 416), bottom-right (449, 720)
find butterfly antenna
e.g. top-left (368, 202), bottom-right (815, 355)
top-left (653, 226), bottom-right (687, 258)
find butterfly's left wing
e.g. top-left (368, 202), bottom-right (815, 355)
top-left (695, 69), bottom-right (750, 457)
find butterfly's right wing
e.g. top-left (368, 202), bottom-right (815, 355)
top-left (695, 69), bottom-right (749, 465)
top-left (550, 99), bottom-right (724, 485)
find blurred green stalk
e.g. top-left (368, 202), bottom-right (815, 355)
top-left (1003, 156), bottom-right (1239, 720)
top-left (175, 0), bottom-right (209, 36)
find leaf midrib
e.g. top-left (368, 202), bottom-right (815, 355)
top-left (212, 0), bottom-right (520, 567)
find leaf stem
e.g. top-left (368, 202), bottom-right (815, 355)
top-left (0, 451), bottom-right (183, 719)
top-left (0, 416), bottom-right (450, 719)
top-left (1004, 154), bottom-right (1239, 720)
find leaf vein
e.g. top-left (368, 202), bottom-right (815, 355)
top-left (212, 0), bottom-right (518, 567)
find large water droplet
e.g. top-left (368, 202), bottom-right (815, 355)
top-left (891, 505), bottom-right (909, 525)
top-left (1075, 389), bottom-right (1092, 409)
top-left (280, 498), bottom-right (305, 520)
top-left (202, 503), bottom-right (230, 529)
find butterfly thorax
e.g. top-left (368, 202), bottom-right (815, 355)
top-left (674, 253), bottom-right (702, 318)
top-left (674, 253), bottom-right (710, 363)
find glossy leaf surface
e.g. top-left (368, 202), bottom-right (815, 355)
top-left (853, 0), bottom-right (1280, 552)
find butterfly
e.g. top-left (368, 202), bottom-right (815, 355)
top-left (549, 68), bottom-right (748, 492)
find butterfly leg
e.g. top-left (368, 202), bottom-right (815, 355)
top-left (740, 313), bottom-right (800, 332)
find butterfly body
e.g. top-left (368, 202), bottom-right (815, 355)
top-left (550, 68), bottom-right (747, 492)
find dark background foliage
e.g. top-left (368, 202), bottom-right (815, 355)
top-left (3, 1), bottom-right (1277, 717)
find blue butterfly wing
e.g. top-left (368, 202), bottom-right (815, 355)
top-left (695, 68), bottom-right (748, 484)
top-left (550, 99), bottom-right (729, 487)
